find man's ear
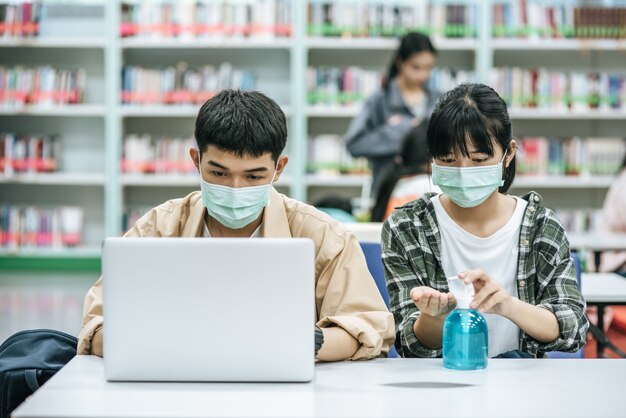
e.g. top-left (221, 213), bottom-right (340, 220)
top-left (190, 147), bottom-right (200, 171)
top-left (273, 155), bottom-right (289, 183)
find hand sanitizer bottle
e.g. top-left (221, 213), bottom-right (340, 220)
top-left (443, 276), bottom-right (488, 370)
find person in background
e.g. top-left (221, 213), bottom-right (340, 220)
top-left (78, 90), bottom-right (394, 361)
top-left (382, 83), bottom-right (588, 358)
top-left (370, 119), bottom-right (439, 222)
top-left (345, 32), bottom-right (440, 194)
top-left (599, 151), bottom-right (626, 277)
top-left (313, 195), bottom-right (357, 223)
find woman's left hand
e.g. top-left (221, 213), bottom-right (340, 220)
top-left (459, 269), bottom-right (514, 317)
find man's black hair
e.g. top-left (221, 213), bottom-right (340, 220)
top-left (194, 89), bottom-right (287, 162)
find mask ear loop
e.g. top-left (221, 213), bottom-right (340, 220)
top-left (269, 156), bottom-right (282, 186)
top-left (499, 148), bottom-right (509, 188)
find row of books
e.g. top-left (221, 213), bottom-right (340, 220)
top-left (307, 134), bottom-right (369, 175)
top-left (493, 2), bottom-right (626, 39)
top-left (0, 66), bottom-right (86, 107)
top-left (121, 63), bottom-right (255, 105)
top-left (0, 289), bottom-right (83, 344)
top-left (0, 205), bottom-right (84, 251)
top-left (0, 1), bottom-right (40, 38)
top-left (0, 1), bottom-right (104, 39)
top-left (123, 134), bottom-right (197, 174)
top-left (517, 137), bottom-right (626, 176)
top-left (307, 66), bottom-right (474, 107)
top-left (0, 132), bottom-right (59, 174)
top-left (489, 68), bottom-right (626, 111)
top-left (307, 2), bottom-right (476, 38)
top-left (121, 0), bottom-right (292, 39)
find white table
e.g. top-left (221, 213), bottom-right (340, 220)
top-left (569, 233), bottom-right (626, 253)
top-left (582, 272), bottom-right (626, 357)
top-left (568, 233), bottom-right (626, 272)
top-left (13, 356), bottom-right (626, 418)
top-left (344, 222), bottom-right (383, 243)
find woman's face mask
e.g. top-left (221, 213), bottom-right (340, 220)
top-left (431, 151), bottom-right (507, 208)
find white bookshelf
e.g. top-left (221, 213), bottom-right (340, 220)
top-left (0, 173), bottom-right (105, 186)
top-left (511, 176), bottom-right (615, 189)
top-left (120, 105), bottom-right (292, 118)
top-left (306, 106), bottom-right (362, 118)
top-left (306, 36), bottom-right (478, 51)
top-left (121, 38), bottom-right (293, 49)
top-left (306, 174), bottom-right (371, 187)
top-left (0, 38), bottom-right (106, 48)
top-left (1, 0), bottom-right (625, 261)
top-left (121, 174), bottom-right (199, 187)
top-left (0, 105), bottom-right (106, 117)
top-left (509, 109), bottom-right (626, 120)
top-left (491, 38), bottom-right (626, 51)
top-left (0, 1), bottom-right (108, 262)
top-left (0, 247), bottom-right (102, 258)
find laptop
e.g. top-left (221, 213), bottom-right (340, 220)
top-left (102, 237), bottom-right (315, 382)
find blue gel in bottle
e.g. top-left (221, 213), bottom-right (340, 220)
top-left (443, 276), bottom-right (488, 370)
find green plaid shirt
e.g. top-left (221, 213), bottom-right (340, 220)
top-left (382, 191), bottom-right (589, 358)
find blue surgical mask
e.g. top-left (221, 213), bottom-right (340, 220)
top-left (200, 170), bottom-right (277, 230)
top-left (431, 152), bottom-right (507, 208)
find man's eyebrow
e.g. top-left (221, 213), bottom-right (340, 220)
top-left (244, 167), bottom-right (269, 173)
top-left (207, 160), bottom-right (269, 173)
top-left (208, 160), bottom-right (229, 170)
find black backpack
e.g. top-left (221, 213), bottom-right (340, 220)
top-left (0, 329), bottom-right (77, 418)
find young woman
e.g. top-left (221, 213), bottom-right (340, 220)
top-left (345, 32), bottom-right (439, 193)
top-left (382, 83), bottom-right (588, 358)
top-left (599, 152), bottom-right (626, 276)
top-left (370, 119), bottom-right (438, 222)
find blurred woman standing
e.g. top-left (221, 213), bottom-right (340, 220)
top-left (345, 32), bottom-right (439, 194)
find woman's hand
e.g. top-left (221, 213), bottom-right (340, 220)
top-left (459, 269), bottom-right (513, 317)
top-left (410, 286), bottom-right (456, 318)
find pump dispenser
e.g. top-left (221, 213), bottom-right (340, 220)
top-left (442, 276), bottom-right (488, 370)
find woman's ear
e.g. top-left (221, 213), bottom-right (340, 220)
top-left (505, 139), bottom-right (517, 168)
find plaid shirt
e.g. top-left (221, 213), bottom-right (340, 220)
top-left (382, 191), bottom-right (589, 358)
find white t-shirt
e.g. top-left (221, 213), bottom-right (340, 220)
top-left (432, 194), bottom-right (528, 358)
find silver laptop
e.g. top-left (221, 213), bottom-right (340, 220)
top-left (102, 237), bottom-right (315, 382)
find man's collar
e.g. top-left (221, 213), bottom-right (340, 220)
top-left (261, 188), bottom-right (292, 238)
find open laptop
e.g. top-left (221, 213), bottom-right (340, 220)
top-left (102, 237), bottom-right (315, 382)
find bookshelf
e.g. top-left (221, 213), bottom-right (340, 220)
top-left (1, 0), bottom-right (625, 262)
top-left (0, 0), bottom-right (624, 342)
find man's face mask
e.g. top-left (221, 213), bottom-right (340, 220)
top-left (431, 151), bottom-right (507, 208)
top-left (200, 161), bottom-right (278, 230)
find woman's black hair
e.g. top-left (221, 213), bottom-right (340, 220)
top-left (371, 120), bottom-right (430, 222)
top-left (384, 32), bottom-right (437, 90)
top-left (427, 83), bottom-right (516, 193)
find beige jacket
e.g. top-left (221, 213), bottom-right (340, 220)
top-left (78, 189), bottom-right (395, 359)
top-left (600, 169), bottom-right (626, 272)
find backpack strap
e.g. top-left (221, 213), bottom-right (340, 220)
top-left (24, 370), bottom-right (40, 392)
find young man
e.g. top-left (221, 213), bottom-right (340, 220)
top-left (78, 90), bottom-right (394, 361)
